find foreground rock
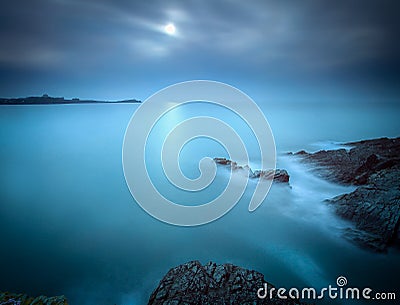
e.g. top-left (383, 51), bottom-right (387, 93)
top-left (148, 261), bottom-right (302, 305)
top-left (0, 292), bottom-right (67, 305)
top-left (295, 137), bottom-right (400, 252)
top-left (214, 158), bottom-right (290, 183)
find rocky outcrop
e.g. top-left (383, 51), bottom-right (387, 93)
top-left (148, 260), bottom-right (302, 305)
top-left (328, 166), bottom-right (400, 252)
top-left (296, 137), bottom-right (400, 185)
top-left (0, 292), bottom-right (67, 305)
top-left (214, 158), bottom-right (290, 184)
top-left (252, 169), bottom-right (290, 183)
top-left (295, 137), bottom-right (400, 252)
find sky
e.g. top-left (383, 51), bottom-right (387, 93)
top-left (0, 0), bottom-right (399, 103)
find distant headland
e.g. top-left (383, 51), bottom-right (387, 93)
top-left (0, 94), bottom-right (141, 105)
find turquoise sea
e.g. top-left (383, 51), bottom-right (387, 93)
top-left (0, 101), bottom-right (399, 304)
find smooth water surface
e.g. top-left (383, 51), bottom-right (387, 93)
top-left (0, 102), bottom-right (399, 304)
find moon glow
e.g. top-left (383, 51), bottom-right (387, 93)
top-left (164, 23), bottom-right (176, 35)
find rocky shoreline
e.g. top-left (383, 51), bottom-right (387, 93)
top-left (148, 260), bottom-right (303, 305)
top-left (294, 137), bottom-right (400, 252)
top-left (214, 158), bottom-right (290, 183)
top-left (0, 292), bottom-right (67, 305)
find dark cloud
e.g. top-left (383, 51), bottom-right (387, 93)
top-left (0, 0), bottom-right (399, 100)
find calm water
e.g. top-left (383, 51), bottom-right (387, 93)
top-left (0, 102), bottom-right (399, 304)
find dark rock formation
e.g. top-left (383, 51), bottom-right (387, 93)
top-left (0, 292), bottom-right (68, 305)
top-left (296, 137), bottom-right (400, 185)
top-left (253, 169), bottom-right (290, 183)
top-left (214, 158), bottom-right (290, 184)
top-left (148, 260), bottom-right (302, 305)
top-left (0, 94), bottom-right (140, 105)
top-left (328, 166), bottom-right (400, 252)
top-left (295, 137), bottom-right (400, 252)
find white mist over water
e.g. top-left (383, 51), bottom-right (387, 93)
top-left (0, 102), bottom-right (399, 305)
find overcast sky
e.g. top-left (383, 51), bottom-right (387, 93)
top-left (0, 0), bottom-right (399, 102)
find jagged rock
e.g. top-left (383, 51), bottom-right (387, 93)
top-left (295, 137), bottom-right (400, 252)
top-left (296, 137), bottom-right (400, 185)
top-left (327, 166), bottom-right (400, 252)
top-left (0, 292), bottom-right (68, 305)
top-left (253, 169), bottom-right (290, 183)
top-left (214, 157), bottom-right (232, 165)
top-left (214, 158), bottom-right (290, 184)
top-left (148, 261), bottom-right (303, 305)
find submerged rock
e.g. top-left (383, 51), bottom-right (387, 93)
top-left (214, 158), bottom-right (290, 184)
top-left (0, 292), bottom-right (68, 305)
top-left (148, 260), bottom-right (302, 305)
top-left (295, 137), bottom-right (400, 252)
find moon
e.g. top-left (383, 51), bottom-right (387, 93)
top-left (164, 23), bottom-right (176, 36)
